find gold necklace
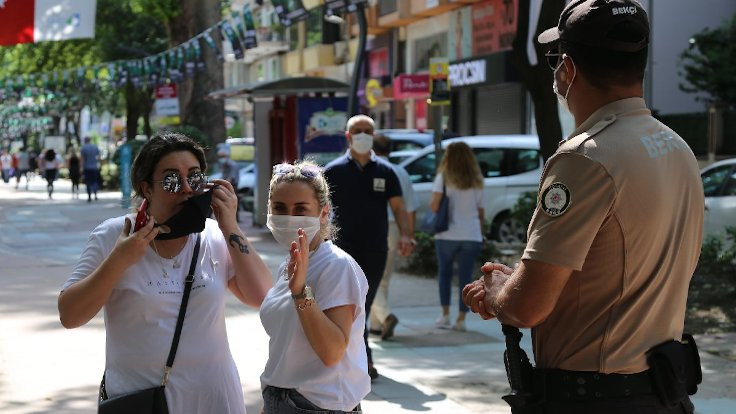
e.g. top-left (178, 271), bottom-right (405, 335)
top-left (151, 237), bottom-right (186, 278)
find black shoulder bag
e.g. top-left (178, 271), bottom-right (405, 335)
top-left (98, 233), bottom-right (202, 414)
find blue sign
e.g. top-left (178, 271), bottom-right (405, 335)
top-left (119, 143), bottom-right (132, 209)
top-left (297, 97), bottom-right (348, 164)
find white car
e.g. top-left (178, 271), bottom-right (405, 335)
top-left (700, 158), bottom-right (736, 237)
top-left (400, 135), bottom-right (543, 244)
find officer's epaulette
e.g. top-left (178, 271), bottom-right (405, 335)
top-left (558, 114), bottom-right (617, 154)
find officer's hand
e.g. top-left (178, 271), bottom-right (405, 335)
top-left (462, 279), bottom-right (495, 319)
top-left (481, 262), bottom-right (514, 277)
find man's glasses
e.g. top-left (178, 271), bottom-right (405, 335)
top-left (545, 48), bottom-right (563, 71)
top-left (152, 171), bottom-right (207, 193)
top-left (272, 163), bottom-right (321, 179)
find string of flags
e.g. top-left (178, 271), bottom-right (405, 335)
top-left (0, 4), bottom-right (263, 102)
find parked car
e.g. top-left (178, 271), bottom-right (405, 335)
top-left (399, 135), bottom-right (543, 244)
top-left (700, 158), bottom-right (736, 237)
top-left (375, 129), bottom-right (434, 152)
top-left (388, 149), bottom-right (421, 165)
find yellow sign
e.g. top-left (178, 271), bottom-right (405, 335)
top-left (365, 79), bottom-right (382, 107)
top-left (429, 58), bottom-right (450, 106)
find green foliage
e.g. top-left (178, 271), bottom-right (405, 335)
top-left (511, 191), bottom-right (537, 232)
top-left (697, 227), bottom-right (736, 276)
top-left (679, 12), bottom-right (736, 108)
top-left (401, 231), bottom-right (501, 278)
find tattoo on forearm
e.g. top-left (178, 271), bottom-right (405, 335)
top-left (228, 234), bottom-right (250, 254)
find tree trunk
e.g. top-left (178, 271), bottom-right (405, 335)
top-left (140, 87), bottom-right (154, 138)
top-left (169, 0), bottom-right (225, 158)
top-left (509, 0), bottom-right (565, 162)
top-left (125, 81), bottom-right (140, 140)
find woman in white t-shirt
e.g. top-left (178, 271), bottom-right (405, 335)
top-left (430, 141), bottom-right (485, 332)
top-left (260, 161), bottom-right (370, 413)
top-left (58, 133), bottom-right (273, 413)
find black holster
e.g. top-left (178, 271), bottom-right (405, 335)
top-left (646, 333), bottom-right (703, 407)
top-left (501, 325), bottom-right (544, 413)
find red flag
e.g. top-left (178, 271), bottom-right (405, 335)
top-left (0, 0), bottom-right (35, 46)
top-left (0, 0), bottom-right (96, 46)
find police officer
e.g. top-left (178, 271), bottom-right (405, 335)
top-left (463, 1), bottom-right (703, 413)
top-left (324, 114), bottom-right (414, 380)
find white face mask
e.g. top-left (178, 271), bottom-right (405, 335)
top-left (351, 132), bottom-right (373, 154)
top-left (552, 58), bottom-right (576, 113)
top-left (266, 214), bottom-right (322, 250)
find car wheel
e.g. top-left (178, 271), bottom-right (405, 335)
top-left (490, 212), bottom-right (527, 244)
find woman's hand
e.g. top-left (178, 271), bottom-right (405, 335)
top-left (111, 215), bottom-right (160, 265)
top-left (209, 179), bottom-right (239, 231)
top-left (288, 228), bottom-right (310, 296)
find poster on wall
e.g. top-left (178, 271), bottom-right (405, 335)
top-left (297, 97), bottom-right (349, 165)
top-left (448, 7), bottom-right (472, 61)
top-left (472, 0), bottom-right (518, 56)
top-left (272, 0), bottom-right (309, 26)
top-left (414, 32), bottom-right (447, 72)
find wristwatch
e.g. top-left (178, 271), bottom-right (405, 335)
top-left (292, 285), bottom-right (315, 309)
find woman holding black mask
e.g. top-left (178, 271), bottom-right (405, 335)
top-left (58, 133), bottom-right (273, 413)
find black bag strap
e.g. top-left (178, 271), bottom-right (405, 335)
top-left (161, 233), bottom-right (201, 385)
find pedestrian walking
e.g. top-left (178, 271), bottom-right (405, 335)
top-left (324, 115), bottom-right (414, 380)
top-left (42, 149), bottom-right (62, 198)
top-left (0, 149), bottom-right (11, 183)
top-left (431, 141), bottom-right (484, 332)
top-left (80, 136), bottom-right (101, 202)
top-left (260, 161), bottom-right (370, 413)
top-left (463, 1), bottom-right (704, 413)
top-left (369, 135), bottom-right (418, 340)
top-left (58, 133), bottom-right (273, 413)
top-left (67, 149), bottom-right (81, 198)
top-left (14, 147), bottom-right (30, 190)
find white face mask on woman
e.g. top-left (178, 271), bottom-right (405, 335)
top-left (350, 132), bottom-right (374, 154)
top-left (266, 214), bottom-right (321, 250)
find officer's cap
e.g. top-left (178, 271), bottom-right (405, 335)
top-left (538, 0), bottom-right (649, 52)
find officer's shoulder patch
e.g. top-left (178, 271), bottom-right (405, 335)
top-left (541, 182), bottom-right (571, 217)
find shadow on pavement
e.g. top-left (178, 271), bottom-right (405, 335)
top-left (367, 375), bottom-right (447, 411)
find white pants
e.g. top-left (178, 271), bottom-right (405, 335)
top-left (370, 221), bottom-right (399, 330)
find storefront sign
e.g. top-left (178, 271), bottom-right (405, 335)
top-left (393, 74), bottom-right (430, 99)
top-left (365, 79), bottom-right (383, 107)
top-left (449, 59), bottom-right (487, 87)
top-left (472, 0), bottom-right (518, 56)
top-left (369, 47), bottom-right (389, 78)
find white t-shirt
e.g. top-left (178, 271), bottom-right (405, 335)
top-left (62, 217), bottom-right (247, 414)
top-left (259, 241), bottom-right (370, 411)
top-left (432, 173), bottom-right (484, 242)
top-left (380, 157), bottom-right (418, 221)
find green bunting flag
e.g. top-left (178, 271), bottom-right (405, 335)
top-left (202, 29), bottom-right (224, 62)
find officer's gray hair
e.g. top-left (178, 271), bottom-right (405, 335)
top-left (345, 114), bottom-right (375, 133)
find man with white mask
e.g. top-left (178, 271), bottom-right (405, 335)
top-left (463, 1), bottom-right (704, 412)
top-left (324, 114), bottom-right (413, 380)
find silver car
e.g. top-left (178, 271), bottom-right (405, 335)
top-left (701, 158), bottom-right (736, 237)
top-left (400, 135), bottom-right (543, 244)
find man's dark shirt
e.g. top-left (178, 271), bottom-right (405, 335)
top-left (324, 151), bottom-right (402, 253)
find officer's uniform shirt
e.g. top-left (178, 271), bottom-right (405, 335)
top-left (324, 150), bottom-right (402, 253)
top-left (522, 98), bottom-right (704, 374)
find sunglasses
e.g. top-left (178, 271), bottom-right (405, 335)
top-left (152, 171), bottom-right (208, 193)
top-left (545, 48), bottom-right (563, 71)
top-left (272, 163), bottom-right (321, 179)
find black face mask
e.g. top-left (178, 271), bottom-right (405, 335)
top-left (155, 188), bottom-right (214, 240)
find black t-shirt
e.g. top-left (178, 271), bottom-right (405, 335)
top-left (324, 153), bottom-right (402, 252)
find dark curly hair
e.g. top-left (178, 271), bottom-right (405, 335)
top-left (130, 133), bottom-right (207, 199)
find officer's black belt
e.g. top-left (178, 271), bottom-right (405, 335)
top-left (533, 369), bottom-right (654, 402)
